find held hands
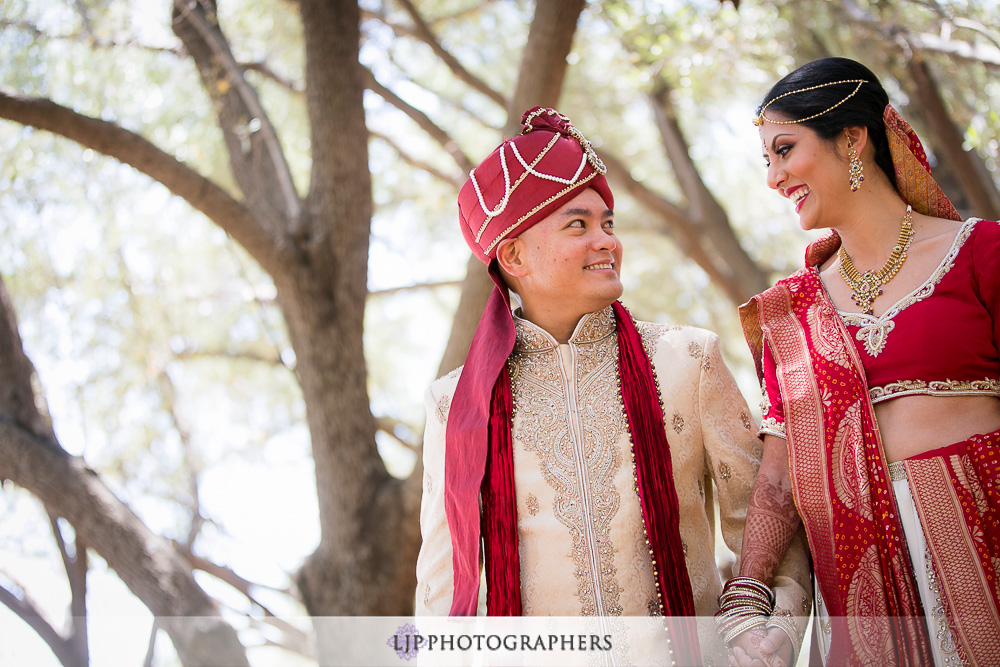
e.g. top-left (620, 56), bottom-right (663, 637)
top-left (716, 577), bottom-right (794, 667)
top-left (728, 626), bottom-right (793, 667)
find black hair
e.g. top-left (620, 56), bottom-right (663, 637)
top-left (758, 57), bottom-right (896, 188)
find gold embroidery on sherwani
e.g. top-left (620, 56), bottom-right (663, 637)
top-left (672, 413), bottom-right (685, 433)
top-left (646, 598), bottom-right (662, 616)
top-left (636, 321), bottom-right (672, 362)
top-left (510, 307), bottom-right (628, 616)
top-left (435, 395), bottom-right (450, 424)
top-left (525, 493), bottom-right (539, 516)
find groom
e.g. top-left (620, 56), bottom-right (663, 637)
top-left (415, 107), bottom-right (811, 665)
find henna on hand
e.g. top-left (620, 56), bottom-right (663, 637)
top-left (739, 472), bottom-right (800, 584)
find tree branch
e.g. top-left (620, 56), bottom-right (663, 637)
top-left (48, 514), bottom-right (88, 667)
top-left (174, 547), bottom-right (310, 651)
top-left (646, 84), bottom-right (770, 300)
top-left (155, 369), bottom-right (205, 548)
top-left (393, 0), bottom-right (507, 107)
top-left (0, 89), bottom-right (281, 275)
top-left (241, 61), bottom-right (304, 93)
top-left (367, 279), bottom-right (464, 297)
top-left (171, 0), bottom-right (301, 228)
top-left (375, 416), bottom-right (419, 452)
top-left (0, 578), bottom-right (77, 667)
top-left (909, 30), bottom-right (1000, 69)
top-left (369, 131), bottom-right (464, 188)
top-left (905, 55), bottom-right (1000, 218)
top-left (173, 347), bottom-right (285, 366)
top-left (0, 18), bottom-right (181, 61)
top-left (601, 151), bottom-right (724, 277)
top-left (72, 0), bottom-right (95, 40)
top-left (364, 69), bottom-right (475, 174)
top-left (142, 619), bottom-right (159, 667)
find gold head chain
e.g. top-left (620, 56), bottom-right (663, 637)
top-left (753, 79), bottom-right (867, 126)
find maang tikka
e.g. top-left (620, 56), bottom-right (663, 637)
top-left (847, 136), bottom-right (865, 192)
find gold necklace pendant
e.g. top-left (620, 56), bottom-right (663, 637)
top-left (838, 206), bottom-right (914, 315)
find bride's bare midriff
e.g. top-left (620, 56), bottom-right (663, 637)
top-left (876, 394), bottom-right (1000, 462)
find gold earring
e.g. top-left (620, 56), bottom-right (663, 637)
top-left (847, 137), bottom-right (865, 192)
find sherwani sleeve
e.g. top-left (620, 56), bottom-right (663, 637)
top-left (414, 383), bottom-right (459, 615)
top-left (697, 333), bottom-right (812, 655)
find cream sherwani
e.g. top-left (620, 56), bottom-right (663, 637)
top-left (415, 307), bottom-right (811, 662)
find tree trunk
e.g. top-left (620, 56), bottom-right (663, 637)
top-left (291, 5), bottom-right (422, 653)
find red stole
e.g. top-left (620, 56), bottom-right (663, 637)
top-left (743, 265), bottom-right (934, 665)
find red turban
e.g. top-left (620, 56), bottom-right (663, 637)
top-left (458, 107), bottom-right (613, 262)
top-left (445, 108), bottom-right (613, 614)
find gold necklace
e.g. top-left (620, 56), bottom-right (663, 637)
top-left (838, 206), bottom-right (914, 315)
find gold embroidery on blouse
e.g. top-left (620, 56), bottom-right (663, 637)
top-left (718, 462), bottom-right (732, 480)
top-left (510, 309), bottom-right (626, 616)
top-left (687, 341), bottom-right (703, 357)
top-left (869, 377), bottom-right (1000, 404)
top-left (741, 410), bottom-right (753, 431)
top-left (760, 416), bottom-right (786, 438)
top-left (525, 493), bottom-right (540, 516)
top-left (443, 365), bottom-right (463, 380)
top-left (759, 379), bottom-right (772, 416)
top-left (838, 218), bottom-right (978, 357)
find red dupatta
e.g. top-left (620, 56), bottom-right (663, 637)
top-left (741, 241), bottom-right (934, 665)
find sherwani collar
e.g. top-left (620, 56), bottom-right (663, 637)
top-left (511, 305), bottom-right (616, 353)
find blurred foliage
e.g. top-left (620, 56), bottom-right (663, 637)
top-left (1, 0), bottom-right (999, 662)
